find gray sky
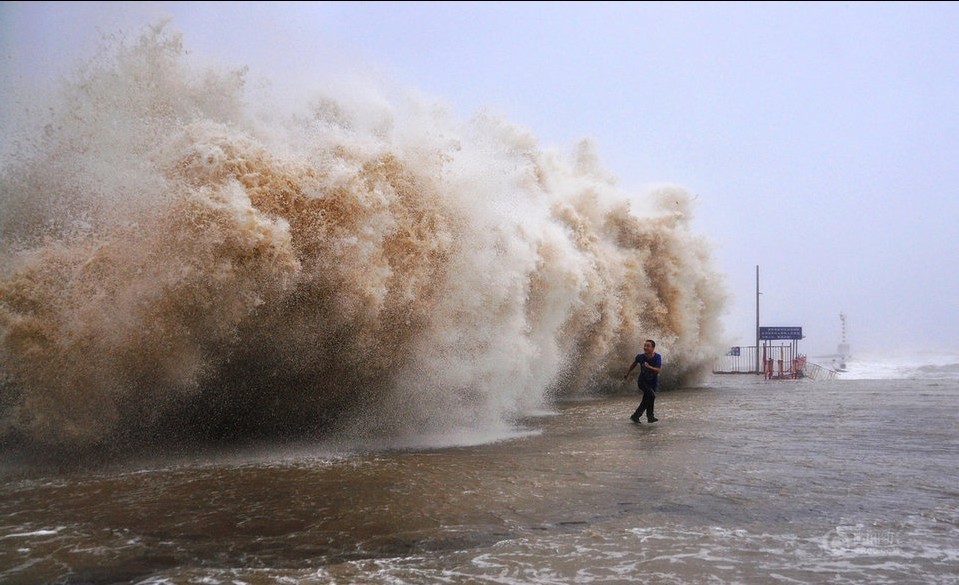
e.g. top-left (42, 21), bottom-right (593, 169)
top-left (3, 1), bottom-right (957, 357)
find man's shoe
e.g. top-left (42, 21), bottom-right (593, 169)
top-left (648, 417), bottom-right (659, 423)
top-left (630, 415), bottom-right (640, 423)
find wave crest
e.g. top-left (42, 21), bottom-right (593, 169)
top-left (0, 24), bottom-right (729, 453)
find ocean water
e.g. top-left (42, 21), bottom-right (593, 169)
top-left (0, 24), bottom-right (725, 457)
top-left (1, 354), bottom-right (958, 585)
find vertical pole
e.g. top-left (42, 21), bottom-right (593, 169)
top-left (755, 265), bottom-right (760, 374)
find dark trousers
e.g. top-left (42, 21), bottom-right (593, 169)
top-left (632, 389), bottom-right (656, 420)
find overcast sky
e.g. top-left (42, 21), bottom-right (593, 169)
top-left (3, 1), bottom-right (957, 357)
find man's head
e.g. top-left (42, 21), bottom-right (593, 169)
top-left (644, 339), bottom-right (656, 353)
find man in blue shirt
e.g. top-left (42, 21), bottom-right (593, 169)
top-left (623, 339), bottom-right (662, 423)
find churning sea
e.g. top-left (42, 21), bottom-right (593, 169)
top-left (1, 352), bottom-right (957, 585)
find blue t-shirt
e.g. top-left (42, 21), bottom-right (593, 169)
top-left (634, 352), bottom-right (662, 390)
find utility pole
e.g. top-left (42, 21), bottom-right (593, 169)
top-left (755, 265), bottom-right (761, 374)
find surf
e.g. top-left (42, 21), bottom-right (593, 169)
top-left (0, 23), bottom-right (729, 456)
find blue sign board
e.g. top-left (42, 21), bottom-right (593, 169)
top-left (759, 326), bottom-right (803, 341)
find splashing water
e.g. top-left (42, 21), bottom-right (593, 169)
top-left (0, 24), bottom-right (729, 456)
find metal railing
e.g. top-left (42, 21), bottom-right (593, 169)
top-left (714, 345), bottom-right (840, 381)
top-left (802, 361), bottom-right (839, 381)
top-left (713, 345), bottom-right (759, 373)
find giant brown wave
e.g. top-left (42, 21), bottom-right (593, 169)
top-left (0, 25), bottom-right (728, 455)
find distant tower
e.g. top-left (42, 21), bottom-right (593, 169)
top-left (838, 312), bottom-right (850, 360)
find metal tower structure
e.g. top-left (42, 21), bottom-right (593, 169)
top-left (838, 312), bottom-right (850, 359)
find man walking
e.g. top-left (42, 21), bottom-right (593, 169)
top-left (624, 339), bottom-right (662, 423)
